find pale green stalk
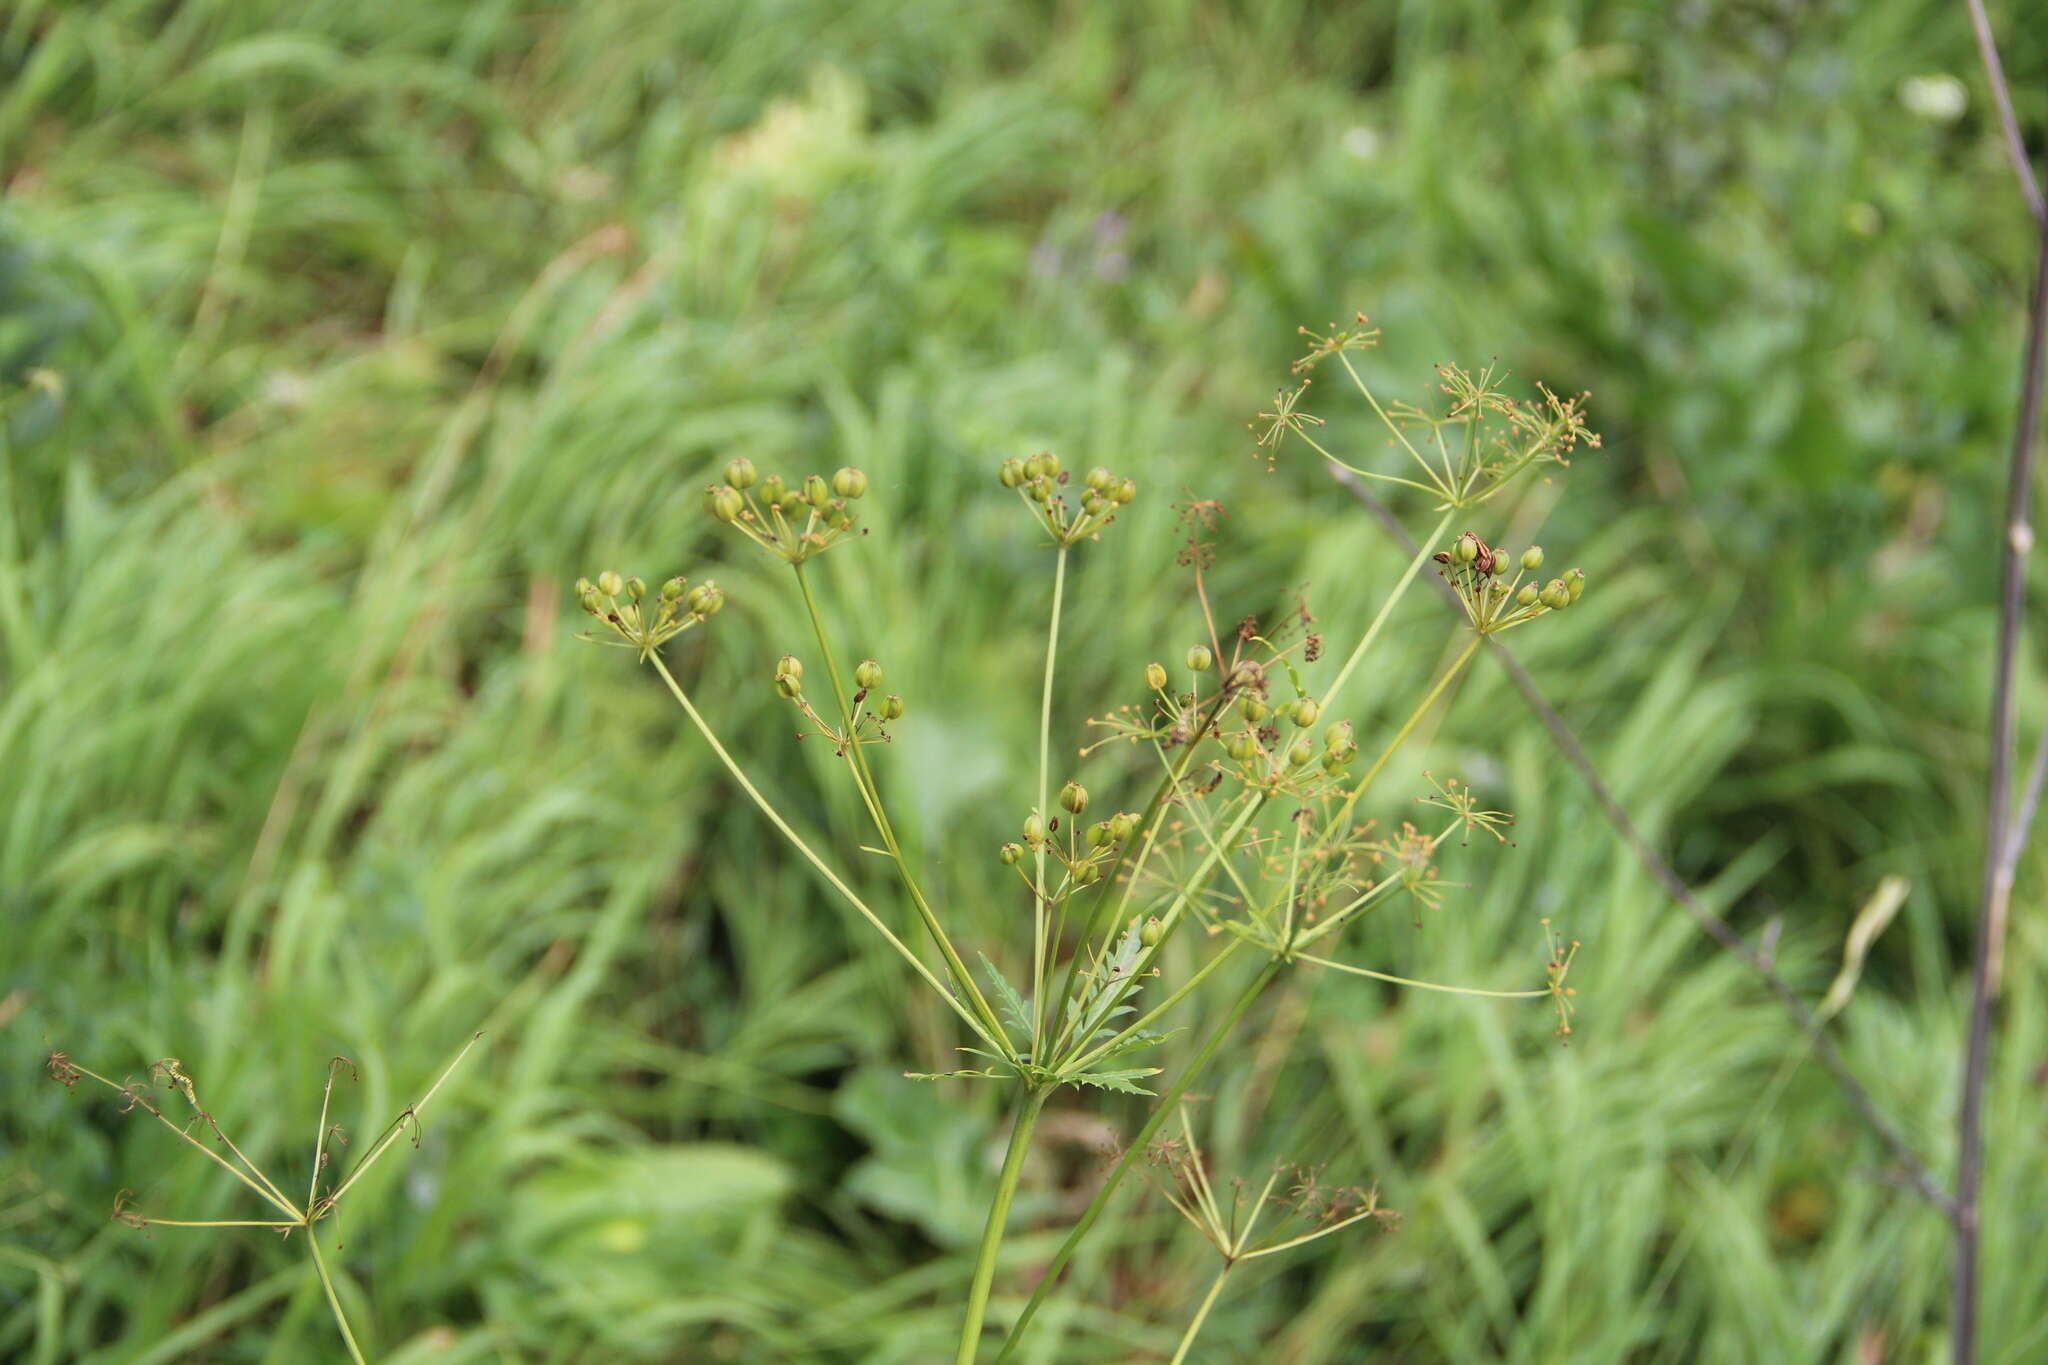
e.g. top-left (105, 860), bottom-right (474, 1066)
top-left (1031, 548), bottom-right (1068, 1052)
top-left (1321, 508), bottom-right (1456, 712)
top-left (1169, 1268), bottom-right (1231, 1365)
top-left (1292, 951), bottom-right (1547, 999)
top-left (648, 655), bottom-right (1001, 1050)
top-left (306, 1234), bottom-right (368, 1365)
top-left (1312, 634), bottom-right (1483, 859)
top-left (956, 1087), bottom-right (1049, 1365)
top-left (992, 964), bottom-right (1280, 1364)
top-left (792, 564), bottom-right (1014, 1056)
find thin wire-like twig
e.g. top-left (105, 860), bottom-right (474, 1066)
top-left (1328, 465), bottom-right (1956, 1217)
top-left (1953, 200), bottom-right (2048, 1365)
top-left (1965, 0), bottom-right (2045, 226)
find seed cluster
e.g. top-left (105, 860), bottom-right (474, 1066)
top-left (704, 457), bottom-right (870, 564)
top-left (997, 452), bottom-right (1137, 547)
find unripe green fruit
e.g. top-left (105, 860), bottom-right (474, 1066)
top-left (625, 576), bottom-right (646, 601)
top-left (1290, 698), bottom-right (1319, 728)
top-left (803, 474), bottom-right (832, 509)
top-left (1241, 696), bottom-right (1268, 723)
top-left (999, 458), bottom-right (1026, 488)
top-left (1452, 534), bottom-right (1479, 564)
top-left (575, 576), bottom-right (595, 596)
top-left (1109, 811), bottom-right (1138, 840)
top-left (833, 466), bottom-right (868, 499)
top-left (777, 656), bottom-right (803, 681)
top-left (707, 485), bottom-right (744, 522)
top-left (760, 475), bottom-right (787, 507)
top-left (1517, 583), bottom-right (1540, 607)
top-left (855, 659), bottom-right (883, 690)
top-left (1088, 822), bottom-right (1112, 849)
top-left (1074, 861), bottom-right (1100, 885)
top-left (1086, 465), bottom-right (1113, 492)
top-left (579, 590), bottom-right (601, 614)
top-left (880, 694), bottom-right (905, 721)
top-left (1113, 477), bottom-right (1136, 504)
top-left (687, 582), bottom-right (725, 615)
top-left (774, 673), bottom-right (802, 699)
top-left (1521, 545), bottom-right (1545, 571)
top-left (660, 576), bottom-right (686, 601)
top-left (1146, 662), bottom-right (1168, 690)
top-left (726, 457), bottom-right (758, 489)
top-left (1029, 480), bottom-right (1051, 504)
top-left (597, 570), bottom-right (624, 597)
top-left (999, 842), bottom-right (1022, 865)
top-left (1540, 581), bottom-right (1570, 610)
top-left (1041, 453), bottom-right (1063, 477)
top-left (1081, 491), bottom-right (1106, 515)
top-left (1324, 720), bottom-right (1353, 751)
top-left (1226, 731), bottom-right (1258, 761)
top-left (1140, 916), bottom-right (1163, 947)
top-left (1023, 813), bottom-right (1046, 842)
top-left (1288, 738), bottom-right (1315, 768)
top-left (1024, 453), bottom-right (1048, 479)
top-left (1186, 645), bottom-right (1213, 672)
top-left (1060, 781), bottom-right (1089, 814)
top-left (1565, 567), bottom-right (1585, 601)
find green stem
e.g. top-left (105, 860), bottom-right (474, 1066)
top-left (1169, 1267), bottom-right (1232, 1365)
top-left (1061, 939), bottom-right (1244, 1074)
top-left (306, 1233), bottom-right (368, 1365)
top-left (1315, 633), bottom-right (1483, 858)
top-left (1032, 548), bottom-right (1068, 1050)
top-left (649, 655), bottom-right (1001, 1050)
top-left (1321, 508), bottom-right (1455, 713)
top-left (788, 565), bottom-right (1012, 1054)
top-left (992, 963), bottom-right (1280, 1364)
top-left (956, 1087), bottom-right (1050, 1365)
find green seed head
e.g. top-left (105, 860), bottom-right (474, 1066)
top-left (999, 842), bottom-right (1023, 866)
top-left (575, 576), bottom-right (595, 597)
top-left (624, 576), bottom-right (646, 601)
top-left (707, 485), bottom-right (744, 522)
top-left (833, 466), bottom-right (868, 499)
top-left (1074, 861), bottom-right (1101, 885)
top-left (1516, 582), bottom-right (1540, 607)
top-left (1140, 916), bottom-right (1163, 947)
top-left (1086, 465), bottom-right (1114, 492)
top-left (1109, 811), bottom-right (1138, 841)
top-left (1521, 545), bottom-right (1545, 571)
top-left (1452, 534), bottom-right (1479, 565)
top-left (1081, 490), bottom-right (1107, 515)
top-left (777, 655), bottom-right (803, 681)
top-left (1290, 698), bottom-right (1320, 728)
top-left (803, 474), bottom-right (832, 509)
top-left (1186, 644), bottom-right (1213, 672)
top-left (1088, 821), bottom-right (1113, 849)
top-left (1146, 661), bottom-right (1168, 690)
top-left (759, 474), bottom-right (787, 507)
top-left (726, 457), bottom-right (758, 489)
top-left (998, 457), bottom-right (1027, 488)
top-left (1023, 812), bottom-right (1046, 843)
top-left (855, 659), bottom-right (883, 690)
top-left (1565, 567), bottom-right (1585, 601)
top-left (774, 672), bottom-right (802, 699)
top-left (1060, 781), bottom-right (1090, 815)
top-left (880, 694), bottom-right (905, 721)
top-left (1226, 730), bottom-right (1258, 762)
top-left (1113, 477), bottom-right (1137, 505)
top-left (597, 570), bottom-right (624, 597)
top-left (1241, 695), bottom-right (1268, 723)
top-left (1024, 453), bottom-right (1048, 479)
top-left (1540, 581), bottom-right (1570, 610)
top-left (579, 589), bottom-right (601, 614)
top-left (660, 576), bottom-right (686, 601)
top-left (1288, 738), bottom-right (1315, 768)
top-left (1324, 720), bottom-right (1353, 751)
top-left (687, 581), bottom-right (725, 615)
top-left (1040, 452), bottom-right (1063, 478)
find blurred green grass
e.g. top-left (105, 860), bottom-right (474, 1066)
top-left (2, 0), bottom-right (2045, 1360)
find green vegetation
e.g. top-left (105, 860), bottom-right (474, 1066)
top-left (3, 1), bottom-right (2044, 1361)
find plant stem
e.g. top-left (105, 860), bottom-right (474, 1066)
top-left (1169, 1267), bottom-right (1231, 1365)
top-left (992, 963), bottom-right (1280, 1364)
top-left (648, 655), bottom-right (1000, 1049)
top-left (956, 1087), bottom-right (1049, 1365)
top-left (1031, 548), bottom-right (1069, 1051)
top-left (306, 1233), bottom-right (368, 1365)
top-left (1313, 633), bottom-right (1483, 857)
top-left (791, 563), bottom-right (1015, 1055)
top-left (1322, 508), bottom-right (1454, 712)
top-left (1954, 203), bottom-right (2048, 1365)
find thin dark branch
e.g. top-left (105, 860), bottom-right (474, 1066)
top-left (1966, 0), bottom-right (2046, 225)
top-left (1328, 465), bottom-right (1957, 1219)
top-left (1954, 209), bottom-right (2048, 1365)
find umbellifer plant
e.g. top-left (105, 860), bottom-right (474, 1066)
top-left (577, 318), bottom-right (1594, 1362)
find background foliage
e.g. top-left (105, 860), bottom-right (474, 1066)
top-left (3, 1), bottom-right (2045, 1360)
